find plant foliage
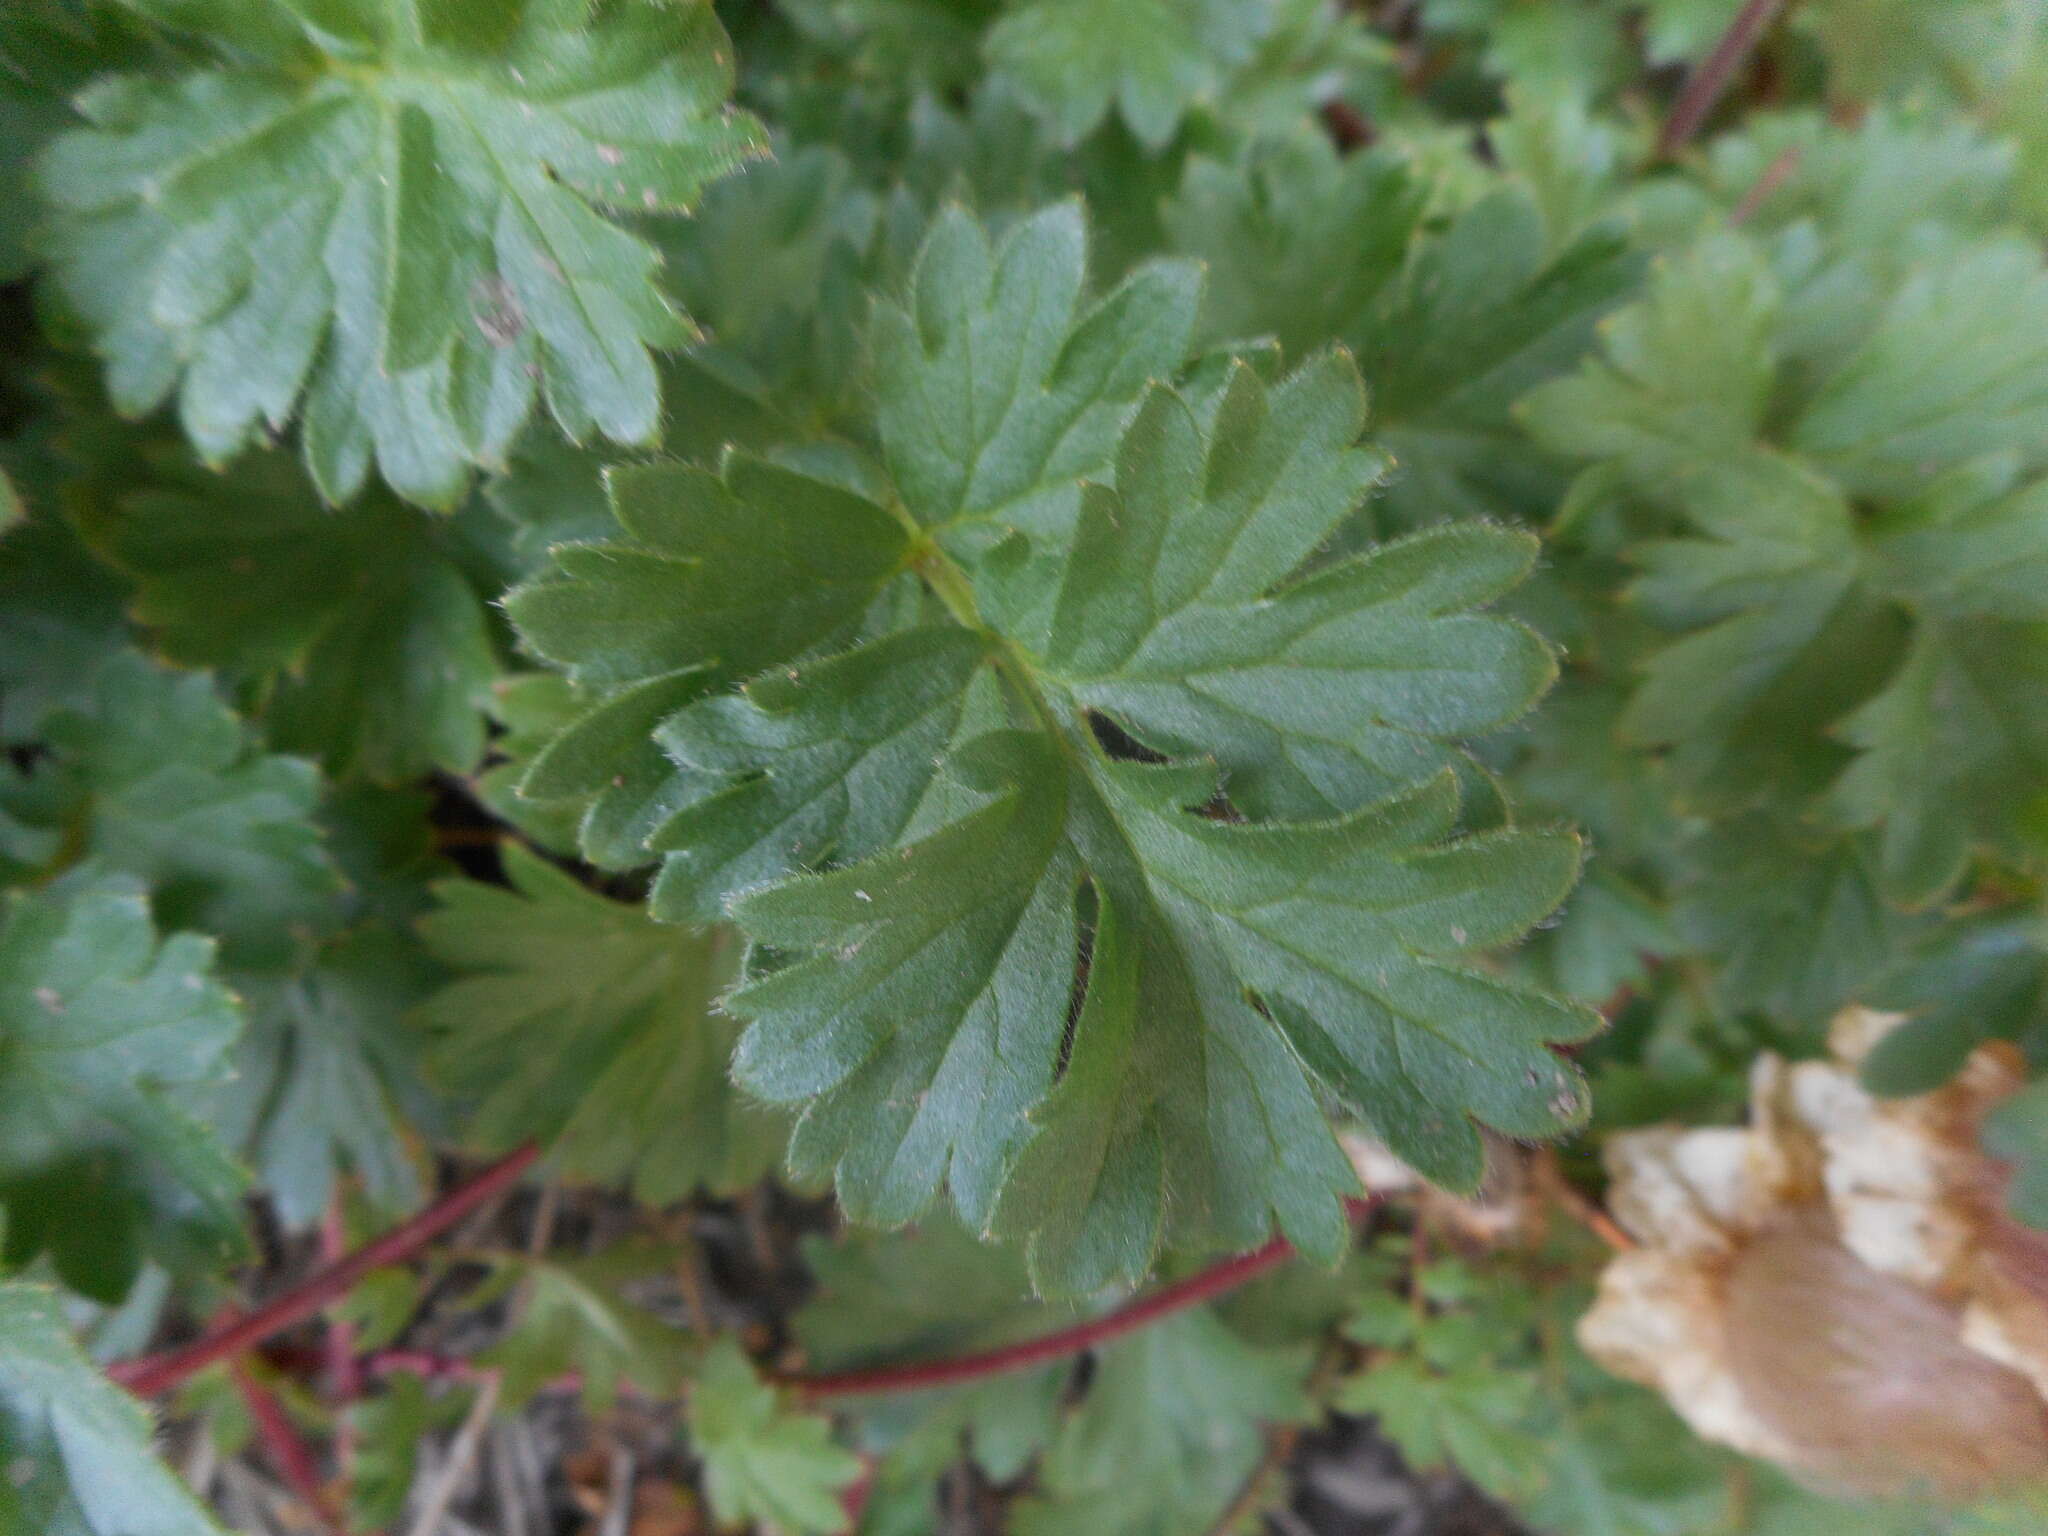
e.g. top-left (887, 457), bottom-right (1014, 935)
top-left (4, 0), bottom-right (2048, 1531)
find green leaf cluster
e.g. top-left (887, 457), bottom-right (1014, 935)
top-left (36, 0), bottom-right (765, 505)
top-left (507, 199), bottom-right (1596, 1293)
top-left (7, 0), bottom-right (2048, 1530)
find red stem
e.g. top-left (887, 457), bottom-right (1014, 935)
top-left (353, 1199), bottom-right (1380, 1405)
top-left (789, 1197), bottom-right (1379, 1401)
top-left (111, 1143), bottom-right (540, 1398)
top-left (1657, 0), bottom-right (1788, 158)
top-left (321, 1197), bottom-right (364, 1404)
top-left (164, 1181), bottom-right (1374, 1413)
top-left (231, 1356), bottom-right (348, 1536)
top-left (365, 1349), bottom-right (498, 1387)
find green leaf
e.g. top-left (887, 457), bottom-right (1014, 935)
top-left (479, 1241), bottom-right (694, 1410)
top-left (342, 1374), bottom-right (466, 1531)
top-left (0, 479), bottom-right (131, 745)
top-left (689, 1337), bottom-right (864, 1536)
top-left (780, 0), bottom-right (1001, 98)
top-left (649, 626), bottom-right (996, 923)
top-left (506, 454), bottom-right (910, 695)
top-left (1861, 460), bottom-right (2048, 623)
top-left (1793, 0), bottom-right (2036, 108)
top-left (1790, 238), bottom-right (2048, 500)
top-left (1510, 674), bottom-right (1680, 872)
top-left (731, 731), bottom-right (1090, 1241)
top-left (1009, 361), bottom-right (1552, 819)
top-left (1520, 866), bottom-right (1676, 1007)
top-left (502, 449), bottom-right (916, 870)
top-left (1518, 231), bottom-right (1782, 481)
top-left (1513, 1308), bottom-right (1741, 1536)
top-left (0, 877), bottom-right (244, 1302)
top-left (415, 845), bottom-right (782, 1204)
top-left (0, 2), bottom-right (156, 284)
top-left (1341, 1354), bottom-right (1545, 1502)
top-left (2, 651), bottom-right (344, 969)
top-left (1168, 138), bottom-right (1641, 525)
top-left (656, 144), bottom-right (890, 457)
top-left (208, 924), bottom-right (436, 1228)
top-left (1675, 816), bottom-right (1921, 1026)
top-left (474, 671), bottom-right (590, 855)
top-left (1419, 0), bottom-right (1633, 98)
top-left (1824, 620), bottom-right (2048, 907)
top-left (1641, 0), bottom-right (1744, 62)
top-left (795, 1212), bottom-right (1069, 1485)
top-left (1861, 913), bottom-right (2048, 1096)
top-left (1527, 216), bottom-right (2048, 909)
top-left (734, 731), bottom-right (1588, 1289)
top-left (513, 205), bottom-right (1594, 1291)
top-left (76, 443), bottom-right (498, 783)
top-left (1012, 1309), bottom-right (1311, 1536)
top-left (872, 201), bottom-right (1201, 546)
top-left (1624, 499), bottom-right (1908, 813)
top-left (38, 0), bottom-right (765, 504)
top-left (0, 1280), bottom-right (226, 1535)
top-left (1160, 133), bottom-right (1425, 365)
top-left (982, 0), bottom-right (1265, 149)
top-left (1983, 1079), bottom-right (2048, 1231)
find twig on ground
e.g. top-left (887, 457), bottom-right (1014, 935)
top-left (403, 1369), bottom-right (502, 1536)
top-left (737, 1185), bottom-right (779, 1275)
top-left (488, 1424), bottom-right (535, 1536)
top-left (507, 1178), bottom-right (560, 1321)
top-left (1536, 1151), bottom-right (1637, 1252)
top-left (668, 1216), bottom-right (715, 1336)
top-left (596, 1445), bottom-right (636, 1536)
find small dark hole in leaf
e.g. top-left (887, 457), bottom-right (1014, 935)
top-left (1085, 710), bottom-right (1166, 764)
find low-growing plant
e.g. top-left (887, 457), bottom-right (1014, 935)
top-left (6, 1), bottom-right (2048, 1533)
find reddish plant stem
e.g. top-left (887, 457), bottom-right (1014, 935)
top-left (840, 1452), bottom-right (878, 1527)
top-left (199, 1188), bottom-right (1379, 1411)
top-left (354, 1199), bottom-right (1382, 1406)
top-left (789, 1197), bottom-right (1380, 1401)
top-left (365, 1349), bottom-right (499, 1387)
top-left (318, 1196), bottom-right (362, 1513)
top-left (1658, 0), bottom-right (1789, 158)
top-left (112, 1143), bottom-right (541, 1398)
top-left (1729, 144), bottom-right (1804, 225)
top-left (321, 1196), bottom-right (364, 1404)
top-left (231, 1355), bottom-right (348, 1536)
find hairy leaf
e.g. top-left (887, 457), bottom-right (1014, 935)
top-left (983, 0), bottom-right (1265, 149)
top-left (689, 1338), bottom-right (865, 1536)
top-left (38, 0), bottom-right (764, 504)
top-left (0, 1281), bottom-right (227, 1535)
top-left (208, 924), bottom-right (436, 1228)
top-left (1, 651), bottom-right (343, 968)
top-left (479, 1241), bottom-right (694, 1410)
top-left (1013, 1309), bottom-right (1311, 1536)
top-left (0, 877), bottom-right (244, 1301)
top-left (77, 444), bottom-right (499, 783)
top-left (513, 206), bottom-right (1594, 1291)
top-left (416, 846), bottom-right (781, 1204)
top-left (1166, 133), bottom-right (1641, 525)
